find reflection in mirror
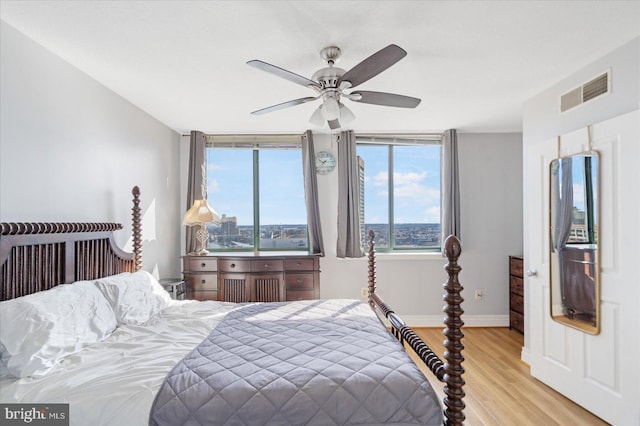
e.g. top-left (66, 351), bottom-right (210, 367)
top-left (549, 152), bottom-right (600, 334)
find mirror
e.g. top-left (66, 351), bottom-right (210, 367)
top-left (549, 152), bottom-right (600, 334)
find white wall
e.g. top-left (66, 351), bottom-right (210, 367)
top-left (0, 21), bottom-right (182, 279)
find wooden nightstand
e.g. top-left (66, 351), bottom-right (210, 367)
top-left (159, 278), bottom-right (186, 300)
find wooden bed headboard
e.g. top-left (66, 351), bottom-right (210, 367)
top-left (0, 186), bottom-right (142, 301)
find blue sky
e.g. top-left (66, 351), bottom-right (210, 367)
top-left (207, 144), bottom-right (441, 226)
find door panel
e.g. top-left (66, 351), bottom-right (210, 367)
top-left (526, 111), bottom-right (639, 424)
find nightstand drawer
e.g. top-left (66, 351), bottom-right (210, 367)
top-left (184, 273), bottom-right (218, 291)
top-left (218, 259), bottom-right (251, 272)
top-left (251, 259), bottom-right (284, 272)
top-left (286, 273), bottom-right (314, 290)
top-left (184, 258), bottom-right (218, 272)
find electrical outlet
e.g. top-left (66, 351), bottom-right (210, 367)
top-left (360, 288), bottom-right (369, 298)
top-left (474, 289), bottom-right (483, 300)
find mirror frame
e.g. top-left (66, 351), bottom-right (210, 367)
top-left (548, 150), bottom-right (600, 335)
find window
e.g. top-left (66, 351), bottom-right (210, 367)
top-left (356, 135), bottom-right (442, 251)
top-left (205, 135), bottom-right (308, 251)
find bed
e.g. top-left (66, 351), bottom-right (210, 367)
top-left (0, 186), bottom-right (465, 425)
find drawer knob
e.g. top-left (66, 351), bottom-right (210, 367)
top-left (230, 263), bottom-right (236, 268)
top-left (526, 269), bottom-right (538, 277)
top-left (201, 279), bottom-right (206, 284)
top-left (264, 264), bottom-right (270, 268)
top-left (296, 262), bottom-right (302, 267)
top-left (296, 279), bottom-right (302, 283)
top-left (201, 263), bottom-right (206, 268)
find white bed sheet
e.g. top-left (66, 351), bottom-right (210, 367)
top-left (0, 300), bottom-right (239, 426)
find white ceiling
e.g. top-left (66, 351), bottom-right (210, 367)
top-left (1, 1), bottom-right (639, 135)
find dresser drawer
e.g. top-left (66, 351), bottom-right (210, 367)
top-left (510, 276), bottom-right (524, 296)
top-left (510, 293), bottom-right (524, 314)
top-left (184, 273), bottom-right (218, 291)
top-left (218, 259), bottom-right (251, 272)
top-left (251, 259), bottom-right (284, 272)
top-left (286, 289), bottom-right (315, 301)
top-left (509, 257), bottom-right (524, 277)
top-left (286, 273), bottom-right (314, 290)
top-left (189, 290), bottom-right (218, 301)
top-left (184, 257), bottom-right (218, 272)
top-left (510, 310), bottom-right (524, 334)
top-left (284, 258), bottom-right (316, 271)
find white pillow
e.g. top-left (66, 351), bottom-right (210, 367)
top-left (0, 281), bottom-right (118, 378)
top-left (93, 271), bottom-right (172, 325)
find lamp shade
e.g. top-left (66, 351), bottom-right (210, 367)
top-left (183, 199), bottom-right (220, 225)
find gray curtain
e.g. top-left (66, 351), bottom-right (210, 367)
top-left (186, 130), bottom-right (207, 253)
top-left (301, 130), bottom-right (325, 256)
top-left (555, 157), bottom-right (574, 249)
top-left (441, 129), bottom-right (461, 246)
top-left (336, 130), bottom-right (364, 258)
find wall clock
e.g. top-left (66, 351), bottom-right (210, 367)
top-left (315, 150), bottom-right (336, 175)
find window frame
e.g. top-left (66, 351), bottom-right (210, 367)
top-left (356, 134), bottom-right (443, 253)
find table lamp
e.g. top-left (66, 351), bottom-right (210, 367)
top-left (183, 199), bottom-right (220, 255)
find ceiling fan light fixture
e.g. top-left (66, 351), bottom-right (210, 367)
top-left (339, 103), bottom-right (356, 125)
top-left (309, 105), bottom-right (325, 127)
top-left (321, 97), bottom-right (340, 121)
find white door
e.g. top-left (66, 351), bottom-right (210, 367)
top-left (525, 110), bottom-right (639, 425)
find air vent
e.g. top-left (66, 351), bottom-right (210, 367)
top-left (561, 70), bottom-right (610, 112)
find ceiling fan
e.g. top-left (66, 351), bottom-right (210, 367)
top-left (247, 44), bottom-right (421, 129)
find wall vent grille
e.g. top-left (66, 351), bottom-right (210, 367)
top-left (560, 70), bottom-right (610, 112)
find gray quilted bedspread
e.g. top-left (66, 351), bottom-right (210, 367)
top-left (149, 299), bottom-right (443, 426)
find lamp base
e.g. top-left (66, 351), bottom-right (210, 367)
top-left (187, 223), bottom-right (210, 256)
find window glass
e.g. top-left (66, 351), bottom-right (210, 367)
top-left (206, 146), bottom-right (308, 251)
top-left (356, 145), bottom-right (390, 249)
top-left (207, 148), bottom-right (254, 249)
top-left (393, 145), bottom-right (441, 249)
top-left (357, 139), bottom-right (441, 251)
top-left (258, 149), bottom-right (308, 249)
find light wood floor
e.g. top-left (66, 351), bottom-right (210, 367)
top-left (407, 327), bottom-right (609, 426)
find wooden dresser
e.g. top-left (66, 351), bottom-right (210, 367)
top-left (182, 253), bottom-right (320, 302)
top-left (509, 255), bottom-right (525, 334)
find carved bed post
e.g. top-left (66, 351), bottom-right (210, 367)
top-left (131, 186), bottom-right (142, 271)
top-left (367, 229), bottom-right (377, 305)
top-left (442, 235), bottom-right (465, 425)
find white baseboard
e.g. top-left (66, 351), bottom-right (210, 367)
top-left (520, 346), bottom-right (531, 366)
top-left (400, 314), bottom-right (510, 328)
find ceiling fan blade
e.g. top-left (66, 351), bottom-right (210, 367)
top-left (338, 44), bottom-right (407, 89)
top-left (350, 91), bottom-right (421, 108)
top-left (247, 60), bottom-right (321, 89)
top-left (251, 97), bottom-right (318, 115)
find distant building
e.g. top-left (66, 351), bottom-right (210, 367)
top-left (220, 214), bottom-right (237, 236)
